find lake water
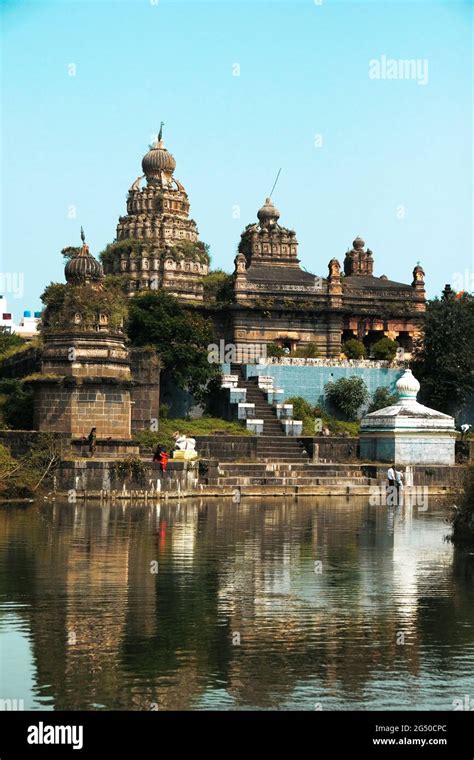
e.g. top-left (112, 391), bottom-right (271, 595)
top-left (0, 497), bottom-right (473, 711)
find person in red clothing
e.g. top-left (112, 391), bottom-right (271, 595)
top-left (159, 449), bottom-right (169, 472)
top-left (153, 444), bottom-right (169, 472)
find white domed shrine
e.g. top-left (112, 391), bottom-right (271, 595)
top-left (360, 368), bottom-right (456, 465)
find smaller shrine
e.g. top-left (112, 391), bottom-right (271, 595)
top-left (29, 231), bottom-right (138, 453)
top-left (360, 368), bottom-right (456, 465)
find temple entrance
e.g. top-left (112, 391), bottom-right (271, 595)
top-left (396, 331), bottom-right (414, 357)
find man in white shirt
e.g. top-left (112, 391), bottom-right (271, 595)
top-left (387, 465), bottom-right (395, 487)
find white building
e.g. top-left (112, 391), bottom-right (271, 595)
top-left (0, 296), bottom-right (41, 337)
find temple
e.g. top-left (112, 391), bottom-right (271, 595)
top-left (102, 124), bottom-right (209, 301)
top-left (231, 198), bottom-right (426, 358)
top-left (103, 130), bottom-right (426, 358)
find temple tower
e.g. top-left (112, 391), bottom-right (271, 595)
top-left (30, 235), bottom-right (134, 443)
top-left (102, 124), bottom-right (209, 302)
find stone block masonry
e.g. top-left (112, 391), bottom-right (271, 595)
top-left (34, 382), bottom-right (131, 438)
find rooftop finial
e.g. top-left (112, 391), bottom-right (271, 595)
top-left (80, 226), bottom-right (86, 245)
top-left (158, 121), bottom-right (164, 142)
top-left (269, 168), bottom-right (281, 199)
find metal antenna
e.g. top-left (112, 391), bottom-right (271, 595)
top-left (269, 168), bottom-right (281, 199)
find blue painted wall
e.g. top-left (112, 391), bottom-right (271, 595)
top-left (240, 364), bottom-right (404, 413)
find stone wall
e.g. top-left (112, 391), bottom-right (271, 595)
top-left (0, 430), bottom-right (71, 458)
top-left (194, 434), bottom-right (257, 460)
top-left (57, 458), bottom-right (201, 496)
top-left (130, 348), bottom-right (161, 433)
top-left (34, 381), bottom-right (131, 438)
top-left (0, 346), bottom-right (41, 378)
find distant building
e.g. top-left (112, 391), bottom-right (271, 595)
top-left (0, 296), bottom-right (41, 337)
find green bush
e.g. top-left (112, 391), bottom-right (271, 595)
top-left (324, 376), bottom-right (369, 420)
top-left (284, 396), bottom-right (360, 436)
top-left (202, 270), bottom-right (234, 304)
top-left (294, 342), bottom-right (320, 358)
top-left (371, 337), bottom-right (399, 361)
top-left (368, 386), bottom-right (399, 413)
top-left (267, 343), bottom-right (285, 358)
top-left (342, 338), bottom-right (367, 359)
top-left (0, 379), bottom-right (34, 430)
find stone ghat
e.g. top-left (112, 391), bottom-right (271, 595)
top-left (52, 458), bottom-right (465, 500)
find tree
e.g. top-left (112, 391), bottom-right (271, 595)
top-left (368, 386), bottom-right (398, 413)
top-left (324, 376), bottom-right (369, 420)
top-left (371, 336), bottom-right (398, 361)
top-left (342, 338), bottom-right (367, 359)
top-left (202, 270), bottom-right (234, 304)
top-left (411, 288), bottom-right (474, 416)
top-left (127, 291), bottom-right (217, 400)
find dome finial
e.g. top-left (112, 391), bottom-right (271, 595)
top-left (257, 197), bottom-right (280, 228)
top-left (158, 121), bottom-right (164, 143)
top-left (80, 226), bottom-right (86, 245)
top-left (396, 368), bottom-right (420, 403)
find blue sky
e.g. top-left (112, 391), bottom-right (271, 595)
top-left (1, 0), bottom-right (472, 318)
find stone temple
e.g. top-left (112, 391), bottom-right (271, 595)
top-left (103, 129), bottom-right (426, 359)
top-left (102, 125), bottom-right (209, 301)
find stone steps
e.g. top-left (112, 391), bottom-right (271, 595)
top-left (210, 476), bottom-right (375, 486)
top-left (229, 363), bottom-right (308, 461)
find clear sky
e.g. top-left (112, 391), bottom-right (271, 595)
top-left (1, 0), bottom-right (472, 319)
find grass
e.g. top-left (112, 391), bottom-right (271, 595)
top-left (134, 415), bottom-right (251, 452)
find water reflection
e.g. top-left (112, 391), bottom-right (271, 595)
top-left (0, 497), bottom-right (473, 710)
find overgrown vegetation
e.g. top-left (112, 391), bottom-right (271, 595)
top-left (0, 332), bottom-right (38, 362)
top-left (202, 270), bottom-right (234, 304)
top-left (99, 238), bottom-right (211, 269)
top-left (450, 467), bottom-right (474, 546)
top-left (40, 280), bottom-right (128, 333)
top-left (0, 378), bottom-right (34, 430)
top-left (293, 342), bottom-right (320, 358)
top-left (0, 434), bottom-right (61, 499)
top-left (371, 336), bottom-right (399, 361)
top-left (342, 338), bottom-right (367, 359)
top-left (412, 289), bottom-right (474, 417)
top-left (368, 386), bottom-right (399, 413)
top-left (134, 416), bottom-right (251, 453)
top-left (111, 456), bottom-right (146, 481)
top-left (324, 376), bottom-right (369, 420)
top-left (127, 291), bottom-right (218, 401)
top-left (284, 396), bottom-right (360, 436)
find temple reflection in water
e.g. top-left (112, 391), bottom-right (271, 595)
top-left (0, 498), bottom-right (473, 711)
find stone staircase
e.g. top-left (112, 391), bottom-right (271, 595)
top-left (206, 462), bottom-right (379, 494)
top-left (229, 363), bottom-right (307, 462)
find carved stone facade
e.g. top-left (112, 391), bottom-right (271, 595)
top-left (102, 130), bottom-right (209, 301)
top-left (231, 199), bottom-right (426, 358)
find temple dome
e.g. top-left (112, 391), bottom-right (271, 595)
top-left (65, 244), bottom-right (104, 286)
top-left (257, 197), bottom-right (280, 228)
top-left (396, 368), bottom-right (420, 402)
top-left (353, 236), bottom-right (365, 250)
top-left (142, 139), bottom-right (176, 180)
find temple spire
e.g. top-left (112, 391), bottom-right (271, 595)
top-left (80, 226), bottom-right (86, 245)
top-left (158, 121), bottom-right (164, 142)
